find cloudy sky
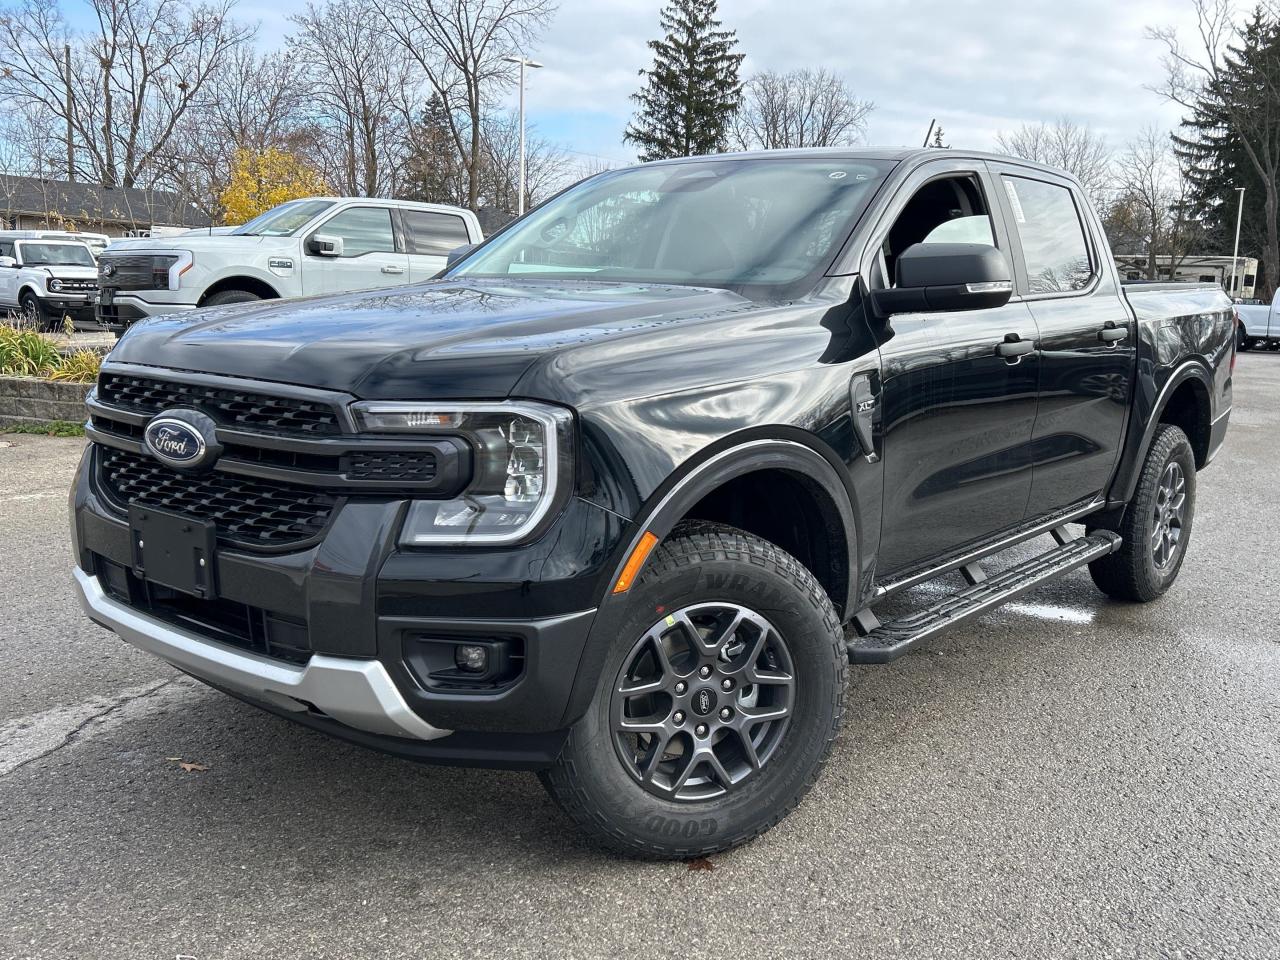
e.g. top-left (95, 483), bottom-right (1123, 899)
top-left (233, 0), bottom-right (1202, 165)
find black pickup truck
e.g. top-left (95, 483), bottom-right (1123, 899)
top-left (70, 149), bottom-right (1234, 858)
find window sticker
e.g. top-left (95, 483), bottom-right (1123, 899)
top-left (1004, 178), bottom-right (1027, 224)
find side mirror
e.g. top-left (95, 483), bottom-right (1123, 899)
top-left (0, 256), bottom-right (15, 269)
top-left (445, 243), bottom-right (476, 268)
top-left (307, 234), bottom-right (344, 257)
top-left (871, 243), bottom-right (1013, 317)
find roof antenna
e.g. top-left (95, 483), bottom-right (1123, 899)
top-left (922, 119), bottom-right (936, 148)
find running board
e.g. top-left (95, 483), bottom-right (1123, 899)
top-left (846, 531), bottom-right (1121, 664)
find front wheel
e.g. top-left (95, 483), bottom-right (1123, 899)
top-left (1087, 423), bottom-right (1196, 602)
top-left (19, 292), bottom-right (52, 331)
top-left (540, 522), bottom-right (846, 858)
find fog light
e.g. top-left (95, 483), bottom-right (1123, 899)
top-left (454, 644), bottom-right (489, 673)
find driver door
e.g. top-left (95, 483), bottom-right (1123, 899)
top-left (862, 159), bottom-right (1041, 574)
top-left (303, 206), bottom-right (410, 296)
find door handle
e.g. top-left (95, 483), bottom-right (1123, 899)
top-left (381, 265), bottom-right (404, 275)
top-left (1098, 324), bottom-right (1128, 344)
top-left (996, 334), bottom-right (1035, 361)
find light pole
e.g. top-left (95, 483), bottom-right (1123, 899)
top-left (1229, 186), bottom-right (1246, 299)
top-left (503, 55), bottom-right (543, 216)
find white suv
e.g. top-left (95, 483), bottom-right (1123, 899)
top-left (95, 197), bottom-right (483, 331)
top-left (0, 236), bottom-right (99, 330)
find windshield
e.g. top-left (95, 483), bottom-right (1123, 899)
top-left (450, 157), bottom-right (894, 293)
top-left (17, 242), bottom-right (95, 267)
top-left (232, 199), bottom-right (335, 237)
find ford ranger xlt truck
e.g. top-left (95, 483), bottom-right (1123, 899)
top-left (93, 196), bottom-right (482, 334)
top-left (70, 150), bottom-right (1233, 858)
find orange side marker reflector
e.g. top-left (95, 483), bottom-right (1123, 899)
top-left (613, 532), bottom-right (660, 594)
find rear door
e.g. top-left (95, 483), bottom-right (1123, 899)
top-left (991, 167), bottom-right (1134, 516)
top-left (303, 205), bottom-right (410, 295)
top-left (402, 209), bottom-right (474, 282)
top-left (864, 158), bottom-right (1042, 573)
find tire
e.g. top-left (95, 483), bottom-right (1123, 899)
top-left (19, 292), bottom-right (51, 331)
top-left (202, 289), bottom-right (262, 307)
top-left (1087, 424), bottom-right (1196, 602)
top-left (1237, 325), bottom-right (1251, 351)
top-left (539, 521), bottom-right (847, 859)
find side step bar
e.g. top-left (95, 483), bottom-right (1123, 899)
top-left (847, 531), bottom-right (1121, 664)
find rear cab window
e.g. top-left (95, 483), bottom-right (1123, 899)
top-left (1001, 176), bottom-right (1094, 294)
top-left (404, 211), bottom-right (471, 256)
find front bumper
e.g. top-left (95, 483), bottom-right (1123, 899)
top-left (74, 566), bottom-right (450, 741)
top-left (96, 294), bottom-right (195, 327)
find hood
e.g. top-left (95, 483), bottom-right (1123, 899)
top-left (108, 278), bottom-right (751, 399)
top-left (41, 265), bottom-right (99, 281)
top-left (104, 234), bottom-right (285, 255)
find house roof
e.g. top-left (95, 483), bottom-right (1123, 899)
top-left (0, 174), bottom-right (212, 228)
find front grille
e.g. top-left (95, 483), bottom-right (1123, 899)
top-left (99, 447), bottom-right (337, 548)
top-left (344, 450), bottom-right (438, 482)
top-left (98, 254), bottom-right (174, 291)
top-left (98, 373), bottom-right (341, 435)
top-left (53, 279), bottom-right (98, 292)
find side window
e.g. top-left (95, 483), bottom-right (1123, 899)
top-left (404, 211), bottom-right (471, 256)
top-left (317, 207), bottom-right (396, 258)
top-left (1002, 177), bottom-right (1093, 294)
top-left (0, 241), bottom-right (13, 258)
top-left (878, 174), bottom-right (996, 287)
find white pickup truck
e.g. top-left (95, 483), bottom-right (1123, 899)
top-left (95, 197), bottom-right (482, 331)
top-left (0, 235), bottom-right (99, 330)
top-left (1236, 291), bottom-right (1280, 350)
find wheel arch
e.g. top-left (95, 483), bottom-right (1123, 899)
top-left (560, 435), bottom-right (860, 728)
top-left (1110, 359), bottom-right (1213, 506)
top-left (198, 274), bottom-right (280, 305)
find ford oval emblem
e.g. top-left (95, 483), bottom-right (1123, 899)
top-left (144, 411), bottom-right (220, 471)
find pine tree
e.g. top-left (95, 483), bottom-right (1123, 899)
top-left (1172, 9), bottom-right (1280, 296)
top-left (624, 0), bottom-right (744, 161)
top-left (403, 93), bottom-right (465, 206)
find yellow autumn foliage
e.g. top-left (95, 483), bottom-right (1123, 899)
top-left (218, 148), bottom-right (329, 225)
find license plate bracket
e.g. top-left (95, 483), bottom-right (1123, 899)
top-left (129, 505), bottom-right (217, 598)
top-left (98, 288), bottom-right (114, 306)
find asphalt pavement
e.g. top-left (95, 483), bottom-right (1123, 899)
top-left (1, 354), bottom-right (1278, 959)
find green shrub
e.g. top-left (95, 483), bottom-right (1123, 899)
top-left (0, 326), bottom-right (62, 377)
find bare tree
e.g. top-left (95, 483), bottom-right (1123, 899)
top-left (480, 111), bottom-right (572, 215)
top-left (371, 0), bottom-right (558, 210)
top-left (0, 0), bottom-right (253, 188)
top-left (1107, 127), bottom-right (1196, 278)
top-left (167, 48), bottom-right (317, 220)
top-left (289, 0), bottom-right (415, 197)
top-left (1149, 0), bottom-right (1280, 297)
top-left (995, 118), bottom-right (1113, 206)
top-left (734, 68), bottom-right (873, 150)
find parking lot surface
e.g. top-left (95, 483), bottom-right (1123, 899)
top-left (1, 354), bottom-right (1278, 960)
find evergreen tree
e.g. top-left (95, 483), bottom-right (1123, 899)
top-left (624, 0), bottom-right (744, 161)
top-left (403, 93), bottom-right (465, 206)
top-left (1172, 8), bottom-right (1280, 297)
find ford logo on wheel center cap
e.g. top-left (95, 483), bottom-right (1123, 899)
top-left (143, 410), bottom-right (221, 472)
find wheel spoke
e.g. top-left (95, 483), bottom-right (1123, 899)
top-left (736, 728), bottom-right (763, 771)
top-left (639, 732), bottom-right (673, 783)
top-left (707, 609), bottom-right (748, 652)
top-left (702, 748), bottom-right (734, 789)
top-left (740, 703), bottom-right (789, 724)
top-left (617, 676), bottom-right (664, 697)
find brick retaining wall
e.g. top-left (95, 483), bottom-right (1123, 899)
top-left (0, 376), bottom-right (91, 428)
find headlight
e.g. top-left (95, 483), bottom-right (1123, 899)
top-left (351, 401), bottom-right (573, 545)
top-left (48, 279), bottom-right (63, 291)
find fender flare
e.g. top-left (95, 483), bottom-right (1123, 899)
top-left (559, 437), bottom-right (859, 728)
top-left (1110, 359), bottom-right (1213, 506)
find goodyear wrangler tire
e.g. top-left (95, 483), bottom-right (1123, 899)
top-left (539, 522), bottom-right (846, 859)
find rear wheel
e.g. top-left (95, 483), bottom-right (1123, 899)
top-left (540, 522), bottom-right (846, 858)
top-left (1087, 424), bottom-right (1196, 602)
top-left (1237, 325), bottom-right (1251, 351)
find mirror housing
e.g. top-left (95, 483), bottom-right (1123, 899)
top-left (307, 234), bottom-right (344, 257)
top-left (0, 256), bottom-right (15, 269)
top-left (445, 243), bottom-right (476, 269)
top-left (871, 242), bottom-right (1013, 317)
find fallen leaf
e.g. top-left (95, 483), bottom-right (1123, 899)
top-left (164, 757), bottom-right (182, 761)
top-left (177, 762), bottom-right (208, 773)
top-left (687, 857), bottom-right (715, 872)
